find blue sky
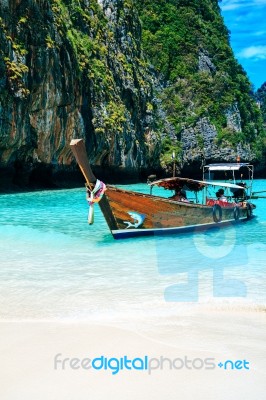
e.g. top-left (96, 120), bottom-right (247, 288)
top-left (220, 0), bottom-right (266, 90)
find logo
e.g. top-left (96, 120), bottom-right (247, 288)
top-left (124, 211), bottom-right (146, 229)
top-left (154, 219), bottom-right (248, 302)
top-left (54, 354), bottom-right (250, 374)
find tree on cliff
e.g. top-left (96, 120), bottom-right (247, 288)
top-left (256, 82), bottom-right (266, 124)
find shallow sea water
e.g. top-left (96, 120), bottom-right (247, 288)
top-left (0, 180), bottom-right (266, 338)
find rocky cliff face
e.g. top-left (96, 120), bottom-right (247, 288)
top-left (136, 0), bottom-right (265, 175)
top-left (0, 0), bottom-right (264, 190)
top-left (181, 117), bottom-right (253, 176)
top-left (0, 0), bottom-right (162, 188)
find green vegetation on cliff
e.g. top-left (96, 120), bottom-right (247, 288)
top-left (136, 0), bottom-right (265, 162)
top-left (256, 82), bottom-right (266, 164)
top-left (0, 0), bottom-right (159, 179)
top-left (256, 82), bottom-right (266, 124)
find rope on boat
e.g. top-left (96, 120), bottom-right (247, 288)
top-left (86, 179), bottom-right (106, 224)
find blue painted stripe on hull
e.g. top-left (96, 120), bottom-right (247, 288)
top-left (112, 217), bottom-right (250, 239)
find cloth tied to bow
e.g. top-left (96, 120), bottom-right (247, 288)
top-left (86, 180), bottom-right (106, 224)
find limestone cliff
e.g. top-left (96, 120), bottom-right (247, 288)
top-left (0, 0), bottom-right (162, 188)
top-left (0, 0), bottom-right (265, 190)
top-left (136, 0), bottom-right (265, 176)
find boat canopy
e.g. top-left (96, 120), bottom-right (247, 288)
top-left (150, 177), bottom-right (245, 192)
top-left (201, 180), bottom-right (247, 189)
top-left (204, 163), bottom-right (250, 171)
top-left (150, 177), bottom-right (205, 192)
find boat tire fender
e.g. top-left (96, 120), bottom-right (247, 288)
top-left (213, 204), bottom-right (222, 223)
top-left (246, 203), bottom-right (252, 219)
top-left (233, 206), bottom-right (240, 221)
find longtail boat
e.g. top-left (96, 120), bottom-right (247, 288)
top-left (70, 139), bottom-right (256, 239)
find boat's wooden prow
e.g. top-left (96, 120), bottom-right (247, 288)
top-left (70, 138), bottom-right (118, 232)
top-left (70, 139), bottom-right (96, 186)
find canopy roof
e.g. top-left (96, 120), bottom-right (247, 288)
top-left (204, 163), bottom-right (251, 171)
top-left (150, 177), bottom-right (246, 192)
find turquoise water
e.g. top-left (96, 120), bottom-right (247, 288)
top-left (0, 181), bottom-right (265, 328)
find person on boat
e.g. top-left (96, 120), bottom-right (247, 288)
top-left (216, 188), bottom-right (227, 202)
top-left (169, 189), bottom-right (189, 202)
top-left (231, 182), bottom-right (247, 201)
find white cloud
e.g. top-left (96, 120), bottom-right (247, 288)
top-left (222, 2), bottom-right (243, 11)
top-left (221, 0), bottom-right (266, 11)
top-left (251, 31), bottom-right (266, 37)
top-left (237, 45), bottom-right (266, 59)
top-left (253, 30), bottom-right (266, 36)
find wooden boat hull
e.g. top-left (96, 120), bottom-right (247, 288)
top-left (100, 186), bottom-right (252, 239)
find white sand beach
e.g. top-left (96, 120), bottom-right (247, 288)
top-left (1, 311), bottom-right (265, 400)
